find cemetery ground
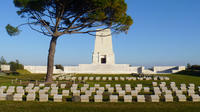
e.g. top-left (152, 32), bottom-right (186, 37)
top-left (0, 71), bottom-right (200, 112)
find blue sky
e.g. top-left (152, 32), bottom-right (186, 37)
top-left (0, 0), bottom-right (200, 67)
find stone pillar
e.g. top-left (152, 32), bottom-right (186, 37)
top-left (92, 29), bottom-right (115, 64)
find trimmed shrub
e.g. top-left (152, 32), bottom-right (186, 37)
top-left (9, 60), bottom-right (24, 71)
top-left (55, 64), bottom-right (64, 71)
top-left (190, 65), bottom-right (200, 70)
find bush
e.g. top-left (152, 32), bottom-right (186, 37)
top-left (55, 64), bottom-right (64, 71)
top-left (0, 56), bottom-right (7, 65)
top-left (9, 60), bottom-right (24, 71)
top-left (190, 65), bottom-right (200, 70)
top-left (186, 64), bottom-right (200, 71)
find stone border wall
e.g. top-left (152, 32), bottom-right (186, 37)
top-left (24, 65), bottom-right (185, 74)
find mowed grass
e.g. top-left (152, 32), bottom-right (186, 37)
top-left (0, 73), bottom-right (45, 86)
top-left (0, 101), bottom-right (199, 112)
top-left (0, 101), bottom-right (200, 112)
top-left (0, 73), bottom-right (200, 112)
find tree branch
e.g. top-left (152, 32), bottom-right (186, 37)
top-left (27, 19), bottom-right (51, 37)
top-left (29, 11), bottom-right (54, 35)
top-left (70, 27), bottom-right (110, 34)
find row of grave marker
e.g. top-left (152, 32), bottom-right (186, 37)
top-left (1, 81), bottom-right (200, 102)
top-left (53, 75), bottom-right (170, 81)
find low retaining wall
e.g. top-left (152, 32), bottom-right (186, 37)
top-left (24, 65), bottom-right (185, 74)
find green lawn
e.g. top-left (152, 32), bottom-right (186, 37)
top-left (0, 73), bottom-right (45, 86)
top-left (0, 73), bottom-right (200, 112)
top-left (0, 101), bottom-right (200, 112)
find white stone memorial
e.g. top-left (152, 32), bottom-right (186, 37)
top-left (62, 90), bottom-right (69, 96)
top-left (24, 29), bottom-right (185, 75)
top-left (0, 65), bottom-right (10, 71)
top-left (124, 95), bottom-right (132, 102)
top-left (0, 94), bottom-right (7, 101)
top-left (94, 95), bottom-right (103, 102)
top-left (192, 94), bottom-right (200, 102)
top-left (177, 95), bottom-right (186, 102)
top-left (39, 94), bottom-right (48, 102)
top-left (164, 95), bottom-right (173, 102)
top-left (53, 94), bottom-right (63, 102)
top-left (150, 95), bottom-right (159, 102)
top-left (110, 95), bottom-right (118, 102)
top-left (13, 94), bottom-right (23, 101)
top-left (131, 90), bottom-right (138, 96)
top-left (60, 84), bottom-right (66, 89)
top-left (81, 95), bottom-right (89, 102)
top-left (27, 94), bottom-right (35, 101)
top-left (137, 95), bottom-right (145, 102)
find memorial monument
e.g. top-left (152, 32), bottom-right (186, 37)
top-left (24, 29), bottom-right (185, 74)
top-left (92, 29), bottom-right (115, 64)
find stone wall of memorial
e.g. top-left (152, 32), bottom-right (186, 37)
top-left (24, 65), bottom-right (185, 74)
top-left (24, 66), bottom-right (48, 74)
top-left (24, 66), bottom-right (63, 74)
top-left (153, 66), bottom-right (185, 73)
top-left (74, 64), bottom-right (133, 74)
top-left (0, 65), bottom-right (10, 71)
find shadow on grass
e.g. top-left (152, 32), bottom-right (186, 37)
top-left (176, 70), bottom-right (200, 77)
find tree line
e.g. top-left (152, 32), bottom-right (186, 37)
top-left (187, 63), bottom-right (200, 71)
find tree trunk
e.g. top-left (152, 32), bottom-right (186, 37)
top-left (46, 36), bottom-right (58, 83)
